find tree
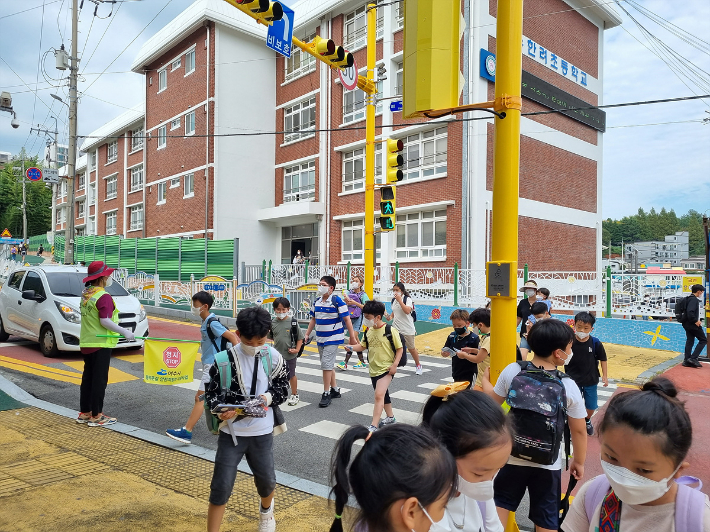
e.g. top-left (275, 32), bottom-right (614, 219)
top-left (0, 154), bottom-right (54, 239)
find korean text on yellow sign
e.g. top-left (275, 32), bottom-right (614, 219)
top-left (143, 340), bottom-right (198, 385)
top-left (683, 276), bottom-right (703, 294)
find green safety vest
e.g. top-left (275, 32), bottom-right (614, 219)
top-left (80, 288), bottom-right (120, 348)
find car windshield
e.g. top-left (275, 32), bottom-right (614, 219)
top-left (45, 272), bottom-right (128, 297)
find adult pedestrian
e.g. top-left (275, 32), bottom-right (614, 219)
top-left (517, 280), bottom-right (538, 358)
top-left (20, 243), bottom-right (27, 260)
top-left (387, 282), bottom-right (423, 375)
top-left (681, 284), bottom-right (707, 368)
top-left (38, 244), bottom-right (44, 257)
top-left (76, 261), bottom-right (135, 426)
top-left (292, 250), bottom-right (304, 265)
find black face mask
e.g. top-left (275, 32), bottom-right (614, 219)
top-left (454, 326), bottom-right (468, 336)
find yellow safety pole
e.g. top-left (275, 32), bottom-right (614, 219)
top-left (364, 3), bottom-right (376, 300)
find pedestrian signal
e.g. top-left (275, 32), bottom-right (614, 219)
top-left (386, 138), bottom-right (404, 184)
top-left (379, 186), bottom-right (396, 232)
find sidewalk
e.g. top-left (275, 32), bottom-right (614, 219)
top-left (0, 387), bottom-right (337, 532)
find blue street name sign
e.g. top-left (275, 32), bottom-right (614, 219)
top-left (266, 5), bottom-right (295, 58)
top-left (389, 101), bottom-right (403, 112)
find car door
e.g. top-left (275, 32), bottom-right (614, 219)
top-left (0, 270), bottom-right (27, 335)
top-left (17, 271), bottom-right (47, 337)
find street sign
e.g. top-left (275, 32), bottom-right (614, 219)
top-left (26, 167), bottom-right (42, 181)
top-left (266, 4), bottom-right (294, 58)
top-left (1, 228), bottom-right (11, 238)
top-left (42, 168), bottom-right (60, 184)
top-left (389, 101), bottom-right (403, 112)
top-left (0, 238), bottom-right (23, 245)
top-left (339, 58), bottom-right (358, 91)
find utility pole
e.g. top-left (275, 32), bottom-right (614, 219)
top-left (20, 151), bottom-right (27, 243)
top-left (64, 0), bottom-right (79, 264)
top-left (31, 119), bottom-right (59, 248)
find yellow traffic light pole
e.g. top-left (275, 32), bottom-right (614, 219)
top-left (364, 3), bottom-right (377, 300)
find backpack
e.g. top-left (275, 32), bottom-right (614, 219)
top-left (290, 317), bottom-right (305, 357)
top-left (391, 296), bottom-right (417, 322)
top-left (363, 324), bottom-right (408, 367)
top-left (581, 474), bottom-right (705, 532)
top-left (205, 316), bottom-right (231, 353)
top-left (675, 296), bottom-right (691, 324)
top-left (506, 361), bottom-right (571, 467)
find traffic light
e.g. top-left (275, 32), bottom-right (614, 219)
top-left (379, 186), bottom-right (396, 232)
top-left (386, 138), bottom-right (404, 184)
top-left (231, 0), bottom-right (284, 23)
top-left (310, 36), bottom-right (354, 70)
top-left (403, 0), bottom-right (465, 118)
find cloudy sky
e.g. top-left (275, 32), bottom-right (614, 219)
top-left (1, 0), bottom-right (708, 219)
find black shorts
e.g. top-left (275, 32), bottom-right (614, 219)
top-left (494, 463), bottom-right (561, 530)
top-left (371, 371), bottom-right (392, 404)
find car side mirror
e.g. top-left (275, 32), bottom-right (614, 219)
top-left (22, 290), bottom-right (45, 302)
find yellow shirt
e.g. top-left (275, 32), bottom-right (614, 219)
top-left (361, 325), bottom-right (403, 377)
top-left (474, 334), bottom-right (491, 388)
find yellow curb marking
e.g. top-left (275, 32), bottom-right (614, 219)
top-left (0, 355), bottom-right (137, 386)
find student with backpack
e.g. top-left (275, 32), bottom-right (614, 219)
top-left (268, 297), bottom-right (304, 406)
top-left (440, 309), bottom-right (485, 389)
top-left (205, 306), bottom-right (289, 532)
top-left (678, 284), bottom-right (707, 368)
top-left (482, 319), bottom-right (588, 532)
top-left (346, 300), bottom-right (403, 432)
top-left (422, 388), bottom-right (514, 532)
top-left (470, 308), bottom-right (492, 390)
top-left (330, 423), bottom-right (458, 532)
top-left (338, 274), bottom-right (369, 370)
top-left (166, 291), bottom-right (239, 444)
top-left (565, 311), bottom-right (609, 436)
top-left (561, 376), bottom-right (710, 532)
top-left (387, 282), bottom-right (423, 375)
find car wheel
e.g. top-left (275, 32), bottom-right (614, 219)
top-left (40, 325), bottom-right (60, 358)
top-left (0, 314), bottom-right (9, 342)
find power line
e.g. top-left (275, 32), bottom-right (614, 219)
top-left (26, 0), bottom-right (48, 152)
top-left (79, 0), bottom-right (123, 74)
top-left (0, 0), bottom-right (63, 21)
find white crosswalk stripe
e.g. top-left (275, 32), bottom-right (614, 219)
top-left (297, 365), bottom-right (378, 385)
top-left (281, 400), bottom-right (310, 412)
top-left (349, 403), bottom-right (422, 425)
top-left (296, 380), bottom-right (352, 395)
top-left (389, 390), bottom-right (430, 404)
top-left (299, 420), bottom-right (363, 446)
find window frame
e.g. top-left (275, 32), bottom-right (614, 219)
top-left (105, 174), bottom-right (118, 200)
top-left (90, 151), bottom-right (97, 170)
top-left (157, 182), bottom-right (166, 204)
top-left (341, 219), bottom-right (381, 262)
top-left (158, 69), bottom-right (167, 92)
top-left (130, 164), bottom-right (144, 192)
top-left (105, 211), bottom-right (117, 235)
top-left (78, 172), bottom-right (85, 190)
top-left (401, 127), bottom-right (448, 182)
top-left (78, 200), bottom-right (85, 219)
top-left (395, 209), bottom-right (448, 259)
top-left (185, 111), bottom-right (195, 136)
top-left (106, 140), bottom-right (118, 164)
top-left (129, 204), bottom-right (144, 231)
top-left (157, 125), bottom-right (167, 150)
top-left (88, 182), bottom-right (96, 206)
top-left (184, 49), bottom-right (196, 76)
top-left (283, 161), bottom-right (316, 203)
top-left (131, 127), bottom-right (144, 151)
top-left (184, 173), bottom-right (194, 198)
top-left (283, 97), bottom-right (316, 144)
top-left (343, 5), bottom-right (384, 51)
top-left (284, 31), bottom-right (317, 83)
top-left (170, 117), bottom-right (181, 130)
top-left (342, 145), bottom-right (383, 193)
top-left (170, 177), bottom-right (180, 188)
top-left (171, 57), bottom-right (181, 71)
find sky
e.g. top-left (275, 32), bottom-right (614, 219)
top-left (0, 0), bottom-right (708, 220)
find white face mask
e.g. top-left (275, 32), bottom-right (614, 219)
top-left (560, 349), bottom-right (574, 365)
top-left (601, 460), bottom-right (681, 505)
top-left (275, 312), bottom-right (289, 320)
top-left (105, 277), bottom-right (113, 287)
top-left (525, 289), bottom-right (536, 297)
top-left (191, 305), bottom-right (203, 316)
top-left (575, 331), bottom-right (590, 340)
top-left (317, 285), bottom-right (329, 296)
top-left (351, 282), bottom-right (359, 289)
top-left (536, 295), bottom-right (543, 300)
top-left (240, 343), bottom-right (265, 357)
top-left (362, 318), bottom-right (375, 328)
top-left (457, 474), bottom-right (495, 501)
top-left (404, 502), bottom-right (448, 532)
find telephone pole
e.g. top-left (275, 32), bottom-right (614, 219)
top-left (21, 151), bottom-right (27, 242)
top-left (64, 0), bottom-right (79, 264)
top-left (31, 120), bottom-right (59, 248)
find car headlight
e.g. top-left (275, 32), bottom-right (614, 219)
top-left (55, 301), bottom-right (81, 323)
top-left (139, 304), bottom-right (146, 322)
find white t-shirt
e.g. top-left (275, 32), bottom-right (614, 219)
top-left (219, 344), bottom-right (281, 438)
top-left (441, 495), bottom-right (503, 532)
top-left (493, 361), bottom-right (587, 470)
top-left (391, 295), bottom-right (416, 335)
top-left (561, 479), bottom-right (710, 532)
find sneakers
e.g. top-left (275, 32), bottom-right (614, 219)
top-left (319, 392), bottom-right (332, 408)
top-left (166, 427), bottom-right (193, 444)
top-left (258, 499), bottom-right (275, 532)
top-left (585, 419), bottom-right (594, 436)
top-left (287, 394), bottom-right (300, 406)
top-left (682, 360), bottom-right (702, 368)
top-left (367, 425), bottom-right (378, 432)
top-left (87, 414), bottom-right (116, 427)
top-left (378, 416), bottom-right (397, 428)
top-left (415, 364), bottom-right (423, 376)
top-left (335, 362), bottom-right (348, 371)
top-left (329, 387), bottom-right (342, 399)
top-left (353, 361), bottom-right (367, 369)
top-left (76, 412), bottom-right (91, 424)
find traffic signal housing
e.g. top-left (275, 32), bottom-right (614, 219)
top-left (311, 36), bottom-right (354, 70)
top-left (386, 138), bottom-right (404, 184)
top-left (231, 0), bottom-right (284, 24)
top-left (379, 186), bottom-right (396, 232)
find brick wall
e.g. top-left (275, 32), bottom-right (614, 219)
top-left (518, 216), bottom-right (596, 270)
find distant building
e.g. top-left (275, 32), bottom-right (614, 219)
top-left (601, 258), bottom-right (624, 273)
top-left (625, 231), bottom-right (689, 268)
top-left (681, 256), bottom-right (706, 272)
top-left (0, 151), bottom-right (10, 170)
top-left (44, 143), bottom-right (69, 169)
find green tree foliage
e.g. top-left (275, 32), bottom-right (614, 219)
top-left (603, 208), bottom-right (706, 256)
top-left (0, 154), bottom-right (53, 239)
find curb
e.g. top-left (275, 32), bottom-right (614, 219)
top-left (0, 373), bottom-right (331, 500)
top-left (635, 354), bottom-right (684, 382)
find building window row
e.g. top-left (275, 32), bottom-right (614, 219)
top-left (158, 47), bottom-right (196, 93)
top-left (284, 97), bottom-right (316, 144)
top-left (342, 219), bottom-right (381, 262)
top-left (283, 161), bottom-right (315, 203)
top-left (342, 145), bottom-right (382, 192)
top-left (344, 5), bottom-right (384, 50)
top-left (156, 173), bottom-right (193, 204)
top-left (285, 32), bottom-right (316, 82)
top-left (401, 127), bottom-right (448, 181)
top-left (396, 210), bottom-right (447, 259)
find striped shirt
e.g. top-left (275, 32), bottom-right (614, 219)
top-left (310, 294), bottom-right (349, 346)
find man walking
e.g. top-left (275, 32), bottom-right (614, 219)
top-left (682, 284), bottom-right (707, 368)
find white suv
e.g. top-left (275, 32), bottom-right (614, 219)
top-left (0, 265), bottom-right (149, 356)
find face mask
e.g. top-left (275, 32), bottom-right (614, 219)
top-left (362, 318), bottom-right (375, 328)
top-left (458, 475), bottom-right (495, 501)
top-left (454, 326), bottom-right (468, 336)
top-left (601, 460), bottom-right (681, 505)
top-left (275, 312), bottom-right (289, 320)
top-left (575, 331), bottom-right (589, 340)
top-left (560, 349), bottom-right (573, 365)
top-left (525, 289), bottom-right (536, 297)
top-left (191, 305), bottom-right (203, 316)
top-left (393, 291), bottom-right (402, 298)
top-left (105, 277), bottom-right (113, 287)
top-left (536, 295), bottom-right (543, 300)
top-left (407, 501), bottom-right (448, 532)
top-left (351, 282), bottom-right (359, 289)
top-left (240, 343), bottom-right (265, 357)
top-left (317, 285), bottom-right (329, 296)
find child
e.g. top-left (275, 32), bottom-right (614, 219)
top-left (166, 291), bottom-right (239, 444)
top-left (268, 297), bottom-right (304, 407)
top-left (517, 280), bottom-right (539, 357)
top-left (422, 388), bottom-right (514, 532)
top-left (205, 306), bottom-right (289, 532)
top-left (470, 308), bottom-right (492, 390)
top-left (565, 311), bottom-right (608, 436)
top-left (330, 423), bottom-right (458, 532)
top-left (482, 319), bottom-right (588, 532)
top-left (561, 377), bottom-right (709, 532)
top-left (387, 282), bottom-right (423, 375)
top-left (441, 309), bottom-right (485, 388)
top-left (338, 274), bottom-right (369, 370)
top-left (520, 301), bottom-right (551, 356)
top-left (537, 287), bottom-right (552, 312)
top-left (346, 300), bottom-right (403, 432)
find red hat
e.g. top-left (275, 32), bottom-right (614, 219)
top-left (82, 261), bottom-right (115, 283)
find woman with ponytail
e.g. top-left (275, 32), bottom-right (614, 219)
top-left (330, 423), bottom-right (457, 532)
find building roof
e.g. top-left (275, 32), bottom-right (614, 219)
top-left (79, 104), bottom-right (145, 153)
top-left (130, 0), bottom-right (267, 72)
top-left (58, 154), bottom-right (87, 177)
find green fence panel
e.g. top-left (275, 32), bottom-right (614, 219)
top-left (104, 236), bottom-right (121, 268)
top-left (28, 234), bottom-right (50, 252)
top-left (53, 236), bottom-right (65, 262)
top-left (207, 239), bottom-right (235, 279)
top-left (75, 235), bottom-right (85, 263)
top-left (93, 235), bottom-right (106, 263)
top-left (157, 238), bottom-right (180, 281)
top-left (119, 238), bottom-right (137, 273)
top-left (180, 239), bottom-right (206, 282)
top-left (137, 238), bottom-right (157, 275)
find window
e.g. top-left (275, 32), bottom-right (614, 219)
top-left (157, 182), bottom-right (166, 204)
top-left (106, 175), bottom-right (117, 199)
top-left (130, 165), bottom-right (143, 192)
top-left (343, 81), bottom-right (383, 123)
top-left (130, 205), bottom-right (143, 231)
top-left (184, 173), bottom-right (194, 197)
top-left (395, 61), bottom-right (403, 96)
top-left (170, 117), bottom-right (181, 130)
top-left (171, 58), bottom-right (181, 71)
top-left (185, 49), bottom-right (195, 75)
top-left (342, 219), bottom-right (381, 262)
top-left (158, 69), bottom-right (167, 91)
top-left (157, 125), bottom-right (166, 149)
top-left (185, 111), bottom-right (195, 136)
top-left (401, 127), bottom-right (448, 181)
top-left (89, 182), bottom-right (96, 205)
top-left (131, 127), bottom-right (143, 150)
top-left (344, 5), bottom-right (384, 50)
top-left (7, 271), bottom-right (25, 291)
top-left (284, 97), bottom-right (316, 143)
top-left (88, 217), bottom-right (95, 235)
top-left (285, 32), bottom-right (316, 82)
top-left (78, 172), bottom-right (85, 190)
top-left (76, 227), bottom-right (85, 237)
top-left (395, 210), bottom-right (447, 258)
top-left (106, 212), bottom-right (117, 235)
top-left (342, 145), bottom-right (383, 192)
top-left (78, 201), bottom-right (85, 219)
top-left (107, 140), bottom-right (117, 163)
top-left (283, 161), bottom-right (316, 203)
top-left (394, 1), bottom-right (404, 30)
top-left (61, 180), bottom-right (67, 197)
top-left (56, 209), bottom-right (63, 225)
top-left (90, 151), bottom-right (97, 170)
top-left (170, 177), bottom-right (180, 188)
top-left (22, 272), bottom-right (46, 298)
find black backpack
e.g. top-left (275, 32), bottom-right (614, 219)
top-left (290, 317), bottom-right (306, 357)
top-left (391, 296), bottom-right (417, 322)
top-left (205, 316), bottom-right (231, 352)
top-left (675, 296), bottom-right (691, 323)
top-left (506, 361), bottom-right (571, 467)
top-left (363, 324), bottom-right (408, 367)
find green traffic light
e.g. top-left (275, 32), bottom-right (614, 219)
top-left (382, 201), bottom-right (394, 215)
top-left (381, 217), bottom-right (395, 230)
